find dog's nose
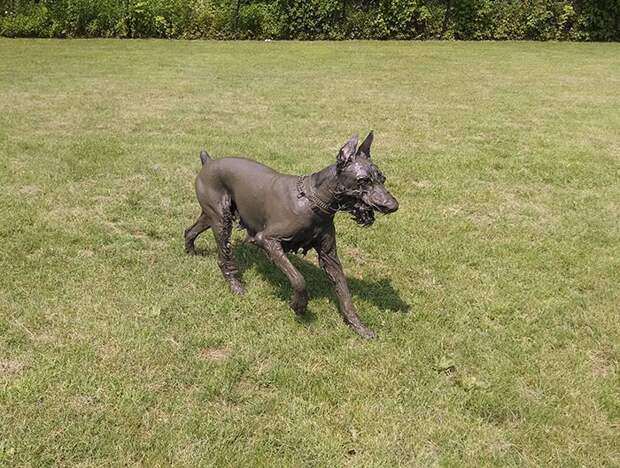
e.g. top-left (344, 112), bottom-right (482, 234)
top-left (384, 198), bottom-right (399, 213)
top-left (369, 190), bottom-right (399, 214)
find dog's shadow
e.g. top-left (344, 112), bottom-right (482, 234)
top-left (231, 242), bottom-right (410, 320)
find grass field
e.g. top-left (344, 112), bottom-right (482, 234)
top-left (1, 39), bottom-right (619, 466)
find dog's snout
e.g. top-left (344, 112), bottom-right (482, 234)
top-left (384, 197), bottom-right (399, 213)
top-left (369, 189), bottom-right (399, 214)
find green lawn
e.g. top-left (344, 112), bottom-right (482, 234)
top-left (1, 39), bottom-right (619, 466)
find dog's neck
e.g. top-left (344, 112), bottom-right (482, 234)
top-left (306, 165), bottom-right (340, 215)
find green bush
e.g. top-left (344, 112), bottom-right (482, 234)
top-left (0, 0), bottom-right (618, 40)
top-left (33, 0), bottom-right (122, 37)
top-left (451, 0), bottom-right (494, 39)
top-left (277, 0), bottom-right (343, 39)
top-left (372, 0), bottom-right (434, 39)
top-left (181, 0), bottom-right (218, 38)
top-left (343, 8), bottom-right (377, 39)
top-left (491, 1), bottom-right (526, 39)
top-left (0, 3), bottom-right (52, 37)
top-left (577, 0), bottom-right (620, 41)
top-left (237, 3), bottom-right (278, 39)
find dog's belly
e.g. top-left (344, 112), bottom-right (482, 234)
top-left (280, 224), bottom-right (325, 254)
top-left (240, 211), bottom-right (324, 254)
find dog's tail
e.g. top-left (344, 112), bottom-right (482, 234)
top-left (199, 149), bottom-right (211, 166)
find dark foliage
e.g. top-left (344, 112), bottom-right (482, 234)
top-left (1, 0), bottom-right (618, 40)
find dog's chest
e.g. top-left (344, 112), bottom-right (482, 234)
top-left (280, 222), bottom-right (327, 254)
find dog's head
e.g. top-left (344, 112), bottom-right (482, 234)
top-left (334, 132), bottom-right (399, 226)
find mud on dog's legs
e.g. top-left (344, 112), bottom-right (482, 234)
top-left (184, 212), bottom-right (211, 255)
top-left (255, 234), bottom-right (308, 316)
top-left (211, 199), bottom-right (246, 296)
top-left (315, 230), bottom-right (376, 339)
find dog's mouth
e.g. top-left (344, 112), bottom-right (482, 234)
top-left (366, 191), bottom-right (399, 215)
top-left (336, 188), bottom-right (398, 226)
top-left (337, 196), bottom-right (376, 227)
top-left (350, 201), bottom-right (376, 226)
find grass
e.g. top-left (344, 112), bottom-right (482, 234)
top-left (0, 39), bottom-right (619, 466)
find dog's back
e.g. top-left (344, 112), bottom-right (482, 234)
top-left (195, 156), bottom-right (298, 235)
top-left (196, 157), bottom-right (279, 200)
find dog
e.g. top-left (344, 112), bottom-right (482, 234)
top-left (184, 132), bottom-right (398, 338)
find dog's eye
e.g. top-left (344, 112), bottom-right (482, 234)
top-left (357, 177), bottom-right (371, 187)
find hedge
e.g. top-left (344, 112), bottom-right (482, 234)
top-left (1, 0), bottom-right (618, 40)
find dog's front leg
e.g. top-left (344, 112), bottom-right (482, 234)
top-left (316, 230), bottom-right (376, 339)
top-left (256, 235), bottom-right (309, 316)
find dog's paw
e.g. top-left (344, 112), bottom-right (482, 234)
top-left (291, 304), bottom-right (308, 317)
top-left (229, 280), bottom-right (247, 296)
top-left (290, 291), bottom-right (309, 316)
top-left (354, 325), bottom-right (377, 339)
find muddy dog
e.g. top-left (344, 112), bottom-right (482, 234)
top-left (184, 132), bottom-right (398, 338)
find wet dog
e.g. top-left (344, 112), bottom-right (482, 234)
top-left (184, 132), bottom-right (398, 338)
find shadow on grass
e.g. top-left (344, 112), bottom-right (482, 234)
top-left (230, 242), bottom-right (410, 321)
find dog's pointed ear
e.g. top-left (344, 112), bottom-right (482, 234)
top-left (337, 134), bottom-right (359, 170)
top-left (356, 131), bottom-right (374, 158)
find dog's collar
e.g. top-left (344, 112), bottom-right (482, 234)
top-left (297, 176), bottom-right (337, 216)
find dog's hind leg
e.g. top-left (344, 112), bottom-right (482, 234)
top-left (184, 212), bottom-right (211, 255)
top-left (211, 196), bottom-right (246, 296)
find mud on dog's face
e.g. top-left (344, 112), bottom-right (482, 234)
top-left (335, 132), bottom-right (399, 225)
